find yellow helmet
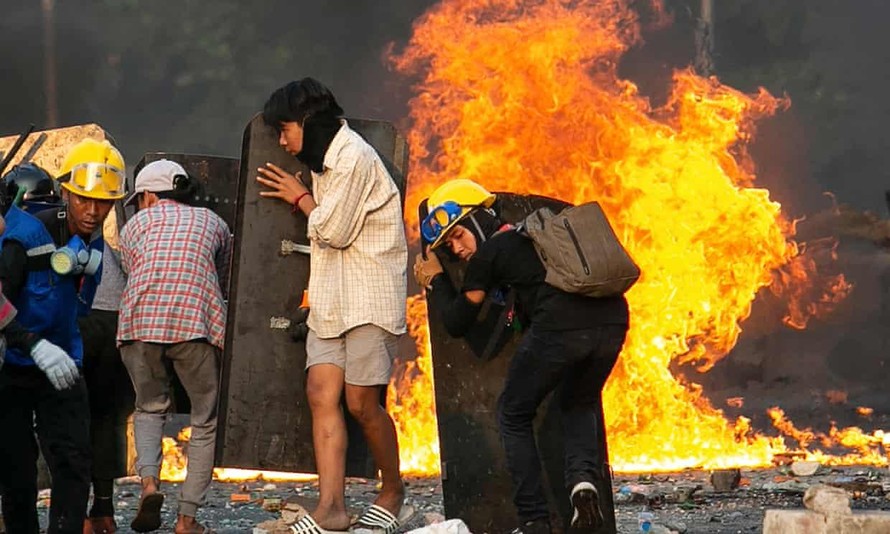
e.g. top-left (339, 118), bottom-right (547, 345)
top-left (58, 139), bottom-right (126, 200)
top-left (423, 179), bottom-right (496, 249)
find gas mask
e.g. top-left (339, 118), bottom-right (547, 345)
top-left (50, 235), bottom-right (102, 277)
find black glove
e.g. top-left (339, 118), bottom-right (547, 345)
top-left (288, 307), bottom-right (310, 342)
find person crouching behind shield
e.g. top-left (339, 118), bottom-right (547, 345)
top-left (413, 180), bottom-right (630, 534)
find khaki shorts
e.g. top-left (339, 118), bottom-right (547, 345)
top-left (306, 324), bottom-right (400, 386)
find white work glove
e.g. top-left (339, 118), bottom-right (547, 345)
top-left (30, 340), bottom-right (80, 391)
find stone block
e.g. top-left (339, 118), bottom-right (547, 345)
top-left (803, 484), bottom-right (851, 515)
top-left (763, 509), bottom-right (890, 534)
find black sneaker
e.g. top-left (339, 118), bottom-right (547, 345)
top-left (509, 518), bottom-right (552, 534)
top-left (570, 481), bottom-right (604, 532)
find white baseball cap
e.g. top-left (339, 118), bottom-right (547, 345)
top-left (124, 159), bottom-right (188, 206)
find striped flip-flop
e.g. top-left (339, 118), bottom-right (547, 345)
top-left (355, 503), bottom-right (416, 534)
top-left (289, 515), bottom-right (353, 534)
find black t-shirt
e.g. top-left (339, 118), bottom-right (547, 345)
top-left (460, 231), bottom-right (629, 331)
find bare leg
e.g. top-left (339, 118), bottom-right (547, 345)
top-left (345, 384), bottom-right (404, 513)
top-left (307, 364), bottom-right (351, 530)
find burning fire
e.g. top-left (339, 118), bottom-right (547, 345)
top-left (387, 0), bottom-right (886, 473)
top-left (386, 295), bottom-right (442, 475)
top-left (161, 428), bottom-right (318, 483)
top-left (158, 0), bottom-right (885, 482)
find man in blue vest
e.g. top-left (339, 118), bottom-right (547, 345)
top-left (0, 139), bottom-right (126, 534)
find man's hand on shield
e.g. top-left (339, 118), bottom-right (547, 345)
top-left (256, 162), bottom-right (308, 205)
top-left (414, 247), bottom-right (444, 289)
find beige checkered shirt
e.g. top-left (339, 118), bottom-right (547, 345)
top-left (305, 121), bottom-right (408, 338)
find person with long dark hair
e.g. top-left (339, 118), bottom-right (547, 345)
top-left (257, 78), bottom-right (412, 534)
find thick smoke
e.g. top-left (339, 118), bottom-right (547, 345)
top-left (3, 0), bottom-right (889, 438)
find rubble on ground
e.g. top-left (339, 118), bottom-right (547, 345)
top-left (22, 466), bottom-right (890, 533)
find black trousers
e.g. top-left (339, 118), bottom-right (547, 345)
top-left (79, 310), bottom-right (135, 481)
top-left (0, 365), bottom-right (92, 534)
top-left (497, 324), bottom-right (627, 523)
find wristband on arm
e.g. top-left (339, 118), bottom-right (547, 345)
top-left (293, 192), bottom-right (312, 213)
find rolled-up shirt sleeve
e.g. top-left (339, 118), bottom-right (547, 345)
top-left (306, 155), bottom-right (379, 250)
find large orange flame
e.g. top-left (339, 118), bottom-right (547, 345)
top-left (386, 295), bottom-right (442, 475)
top-left (386, 0), bottom-right (883, 474)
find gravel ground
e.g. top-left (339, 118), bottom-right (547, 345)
top-left (27, 465), bottom-right (890, 533)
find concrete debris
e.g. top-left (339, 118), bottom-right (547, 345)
top-left (27, 466), bottom-right (890, 532)
top-left (763, 509), bottom-right (890, 534)
top-left (791, 460), bottom-right (820, 477)
top-left (279, 500), bottom-right (309, 524)
top-left (709, 469), bottom-right (741, 492)
top-left (663, 520), bottom-right (688, 533)
top-left (261, 498), bottom-right (282, 512)
top-left (803, 485), bottom-right (852, 516)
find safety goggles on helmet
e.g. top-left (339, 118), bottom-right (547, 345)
top-left (421, 201), bottom-right (478, 243)
top-left (61, 162), bottom-right (126, 199)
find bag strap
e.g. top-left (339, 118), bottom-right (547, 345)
top-left (480, 289), bottom-right (517, 361)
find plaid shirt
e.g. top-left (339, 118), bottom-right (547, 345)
top-left (305, 121), bottom-right (408, 338)
top-left (118, 200), bottom-right (232, 348)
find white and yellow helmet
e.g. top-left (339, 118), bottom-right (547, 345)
top-left (422, 179), bottom-right (496, 249)
top-left (58, 139), bottom-right (126, 200)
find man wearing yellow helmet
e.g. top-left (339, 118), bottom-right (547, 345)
top-left (0, 138), bottom-right (125, 534)
top-left (414, 180), bottom-right (630, 534)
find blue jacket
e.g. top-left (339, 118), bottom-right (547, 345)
top-left (0, 205), bottom-right (102, 367)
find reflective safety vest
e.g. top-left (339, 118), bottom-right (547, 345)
top-left (0, 205), bottom-right (97, 367)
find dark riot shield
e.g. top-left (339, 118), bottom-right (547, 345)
top-left (215, 115), bottom-right (408, 475)
top-left (129, 153), bottom-right (241, 415)
top-left (427, 193), bottom-right (617, 534)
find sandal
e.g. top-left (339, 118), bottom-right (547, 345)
top-left (289, 515), bottom-right (352, 534)
top-left (131, 492), bottom-right (165, 532)
top-left (355, 503), bottom-right (416, 534)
